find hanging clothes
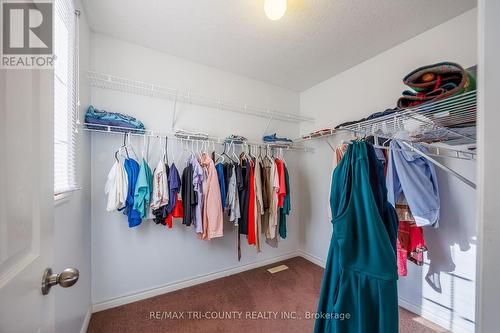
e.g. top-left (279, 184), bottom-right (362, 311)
top-left (215, 162), bottom-right (226, 210)
top-left (150, 159), bottom-right (169, 210)
top-left (133, 158), bottom-right (153, 219)
top-left (166, 163), bottom-right (181, 215)
top-left (275, 158), bottom-right (286, 208)
top-left (315, 141), bottom-right (398, 333)
top-left (278, 164), bottom-right (291, 239)
top-left (366, 142), bottom-right (399, 254)
top-left (121, 158), bottom-right (142, 228)
top-left (238, 157), bottom-right (250, 235)
top-left (199, 153), bottom-right (224, 240)
top-left (155, 163), bottom-right (181, 228)
top-left (261, 156), bottom-right (272, 238)
top-left (189, 155), bottom-right (204, 234)
top-left (247, 159), bottom-right (256, 245)
top-left (105, 159), bottom-right (128, 212)
top-left (327, 143), bottom-right (347, 221)
top-left (396, 203), bottom-right (428, 276)
top-left (254, 157), bottom-right (264, 252)
top-left (267, 158), bottom-right (280, 240)
top-left (386, 139), bottom-right (440, 227)
top-left (227, 164), bottom-right (241, 226)
top-left (265, 158), bottom-right (280, 248)
top-left (181, 164), bottom-right (195, 226)
top-left (223, 162), bottom-right (233, 197)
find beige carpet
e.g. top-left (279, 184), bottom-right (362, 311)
top-left (88, 257), bottom-right (449, 333)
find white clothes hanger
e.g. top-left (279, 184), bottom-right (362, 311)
top-left (126, 133), bottom-right (139, 160)
top-left (231, 142), bottom-right (239, 162)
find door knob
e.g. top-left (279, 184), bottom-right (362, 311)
top-left (41, 267), bottom-right (79, 295)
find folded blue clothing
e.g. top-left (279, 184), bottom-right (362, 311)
top-left (263, 133), bottom-right (292, 143)
top-left (85, 105), bottom-right (145, 131)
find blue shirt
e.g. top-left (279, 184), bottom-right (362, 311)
top-left (386, 140), bottom-right (440, 227)
top-left (166, 163), bottom-right (181, 214)
top-left (133, 158), bottom-right (153, 219)
top-left (121, 158), bottom-right (142, 227)
top-left (215, 163), bottom-right (226, 209)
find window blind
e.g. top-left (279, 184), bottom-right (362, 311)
top-left (54, 0), bottom-right (78, 195)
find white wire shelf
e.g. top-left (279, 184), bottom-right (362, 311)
top-left (340, 90), bottom-right (477, 146)
top-left (88, 71), bottom-right (315, 124)
top-left (296, 91), bottom-right (477, 159)
top-left (81, 123), bottom-right (314, 153)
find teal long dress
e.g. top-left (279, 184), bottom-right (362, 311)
top-left (314, 141), bottom-right (398, 333)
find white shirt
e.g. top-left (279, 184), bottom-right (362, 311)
top-left (105, 160), bottom-right (128, 212)
top-left (150, 159), bottom-right (169, 210)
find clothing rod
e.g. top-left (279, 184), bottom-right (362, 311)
top-left (339, 127), bottom-right (476, 159)
top-left (81, 124), bottom-right (314, 152)
top-left (371, 143), bottom-right (475, 161)
top-left (88, 71), bottom-right (315, 123)
top-left (399, 141), bottom-right (476, 189)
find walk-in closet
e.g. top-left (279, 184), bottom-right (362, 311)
top-left (2, 1), bottom-right (499, 332)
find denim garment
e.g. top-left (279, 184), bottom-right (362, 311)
top-left (386, 140), bottom-right (440, 227)
top-left (215, 163), bottom-right (226, 209)
top-left (85, 105), bottom-right (145, 130)
top-left (262, 133), bottom-right (293, 143)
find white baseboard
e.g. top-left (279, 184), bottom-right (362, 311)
top-left (79, 307), bottom-right (92, 333)
top-left (398, 298), bottom-right (473, 333)
top-left (297, 249), bottom-right (326, 268)
top-left (92, 251), bottom-right (299, 313)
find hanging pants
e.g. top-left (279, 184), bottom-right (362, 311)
top-left (315, 142), bottom-right (399, 333)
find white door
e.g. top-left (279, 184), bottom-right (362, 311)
top-left (0, 70), bottom-right (57, 332)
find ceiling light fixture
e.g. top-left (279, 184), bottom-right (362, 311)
top-left (264, 0), bottom-right (287, 21)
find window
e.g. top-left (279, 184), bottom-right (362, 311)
top-left (54, 0), bottom-right (78, 196)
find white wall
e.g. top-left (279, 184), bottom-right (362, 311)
top-left (53, 2), bottom-right (92, 332)
top-left (476, 1), bottom-right (500, 332)
top-left (299, 9), bottom-right (477, 333)
top-left (89, 33), bottom-right (302, 308)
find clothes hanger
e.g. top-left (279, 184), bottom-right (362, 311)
top-left (163, 136), bottom-right (168, 165)
top-left (126, 132), bottom-right (139, 160)
top-left (214, 141), bottom-right (224, 163)
top-left (231, 142), bottom-right (239, 162)
top-left (169, 136), bottom-right (175, 165)
top-left (114, 148), bottom-right (121, 163)
top-left (141, 134), bottom-right (149, 162)
top-left (221, 142), bottom-right (233, 163)
top-left (249, 144), bottom-right (256, 160)
top-left (121, 133), bottom-right (130, 158)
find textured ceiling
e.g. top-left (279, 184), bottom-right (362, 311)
top-left (82, 0), bottom-right (476, 91)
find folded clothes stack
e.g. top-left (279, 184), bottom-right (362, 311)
top-left (224, 134), bottom-right (248, 144)
top-left (85, 105), bottom-right (145, 132)
top-left (301, 128), bottom-right (334, 140)
top-left (334, 108), bottom-right (400, 129)
top-left (397, 62), bottom-right (476, 110)
top-left (262, 133), bottom-right (293, 144)
top-left (398, 62), bottom-right (476, 127)
top-left (398, 62), bottom-right (476, 139)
